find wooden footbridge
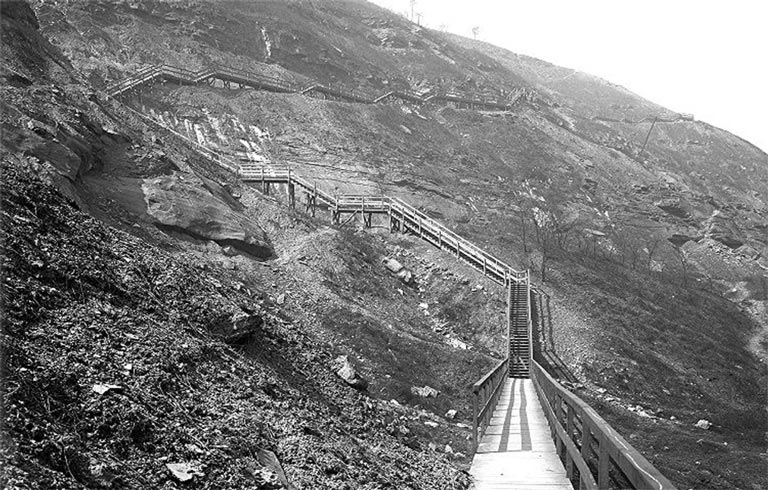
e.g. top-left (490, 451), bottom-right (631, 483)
top-left (110, 86), bottom-right (677, 490)
top-left (107, 63), bottom-right (528, 111)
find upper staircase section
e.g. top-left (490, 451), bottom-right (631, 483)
top-left (508, 277), bottom-right (532, 378)
top-left (237, 164), bottom-right (526, 287)
top-left (107, 63), bottom-right (526, 111)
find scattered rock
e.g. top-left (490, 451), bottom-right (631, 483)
top-left (584, 228), bottom-right (607, 237)
top-left (381, 256), bottom-right (413, 284)
top-left (92, 383), bottom-right (122, 395)
top-left (444, 409), bottom-right (457, 420)
top-left (447, 338), bottom-right (468, 350)
top-left (276, 293), bottom-right (286, 305)
top-left (444, 444), bottom-right (453, 454)
top-left (211, 309), bottom-right (262, 344)
top-left (411, 385), bottom-right (439, 398)
top-left (695, 419), bottom-right (712, 430)
top-left (166, 462), bottom-right (204, 482)
top-left (122, 363), bottom-right (133, 376)
top-left (334, 356), bottom-right (368, 390)
top-left (423, 421), bottom-right (439, 428)
top-left (257, 449), bottom-right (292, 488)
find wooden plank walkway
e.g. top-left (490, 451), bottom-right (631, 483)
top-left (470, 379), bottom-right (572, 490)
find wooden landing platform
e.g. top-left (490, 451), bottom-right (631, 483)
top-left (470, 379), bottom-right (572, 489)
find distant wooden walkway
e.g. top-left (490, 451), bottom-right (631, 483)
top-left (471, 379), bottom-right (571, 490)
top-left (107, 63), bottom-right (531, 111)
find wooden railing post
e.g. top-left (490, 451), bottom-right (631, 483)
top-left (566, 404), bottom-right (575, 479)
top-left (597, 436), bottom-right (610, 490)
top-left (473, 392), bottom-right (479, 452)
top-left (580, 422), bottom-right (592, 490)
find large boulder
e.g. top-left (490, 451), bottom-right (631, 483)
top-left (333, 356), bottom-right (368, 391)
top-left (143, 173), bottom-right (272, 258)
top-left (655, 198), bottom-right (690, 219)
top-left (382, 256), bottom-right (413, 284)
top-left (704, 211), bottom-right (744, 249)
top-left (209, 309), bottom-right (263, 344)
top-left (411, 385), bottom-right (439, 398)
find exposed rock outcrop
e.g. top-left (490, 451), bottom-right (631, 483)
top-left (209, 309), bottom-right (263, 344)
top-left (704, 211), bottom-right (744, 249)
top-left (333, 356), bottom-right (368, 390)
top-left (655, 198), bottom-right (691, 219)
top-left (142, 172), bottom-right (273, 258)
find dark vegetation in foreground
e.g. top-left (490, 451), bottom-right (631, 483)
top-left (0, 158), bottom-right (471, 489)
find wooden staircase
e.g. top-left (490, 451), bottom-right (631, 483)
top-left (113, 96), bottom-right (676, 490)
top-left (107, 63), bottom-right (523, 111)
top-left (508, 275), bottom-right (532, 378)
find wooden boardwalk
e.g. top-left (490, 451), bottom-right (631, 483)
top-left (470, 379), bottom-right (572, 490)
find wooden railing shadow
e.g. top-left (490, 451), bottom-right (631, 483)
top-left (532, 291), bottom-right (579, 384)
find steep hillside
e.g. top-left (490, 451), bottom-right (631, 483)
top-left (6, 0), bottom-right (768, 489)
top-left (1, 2), bottom-right (495, 488)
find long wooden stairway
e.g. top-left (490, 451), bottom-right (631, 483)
top-left (107, 63), bottom-right (523, 111)
top-left (111, 94), bottom-right (676, 490)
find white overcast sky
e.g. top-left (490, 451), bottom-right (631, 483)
top-left (369, 0), bottom-right (768, 153)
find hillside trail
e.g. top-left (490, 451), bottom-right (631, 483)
top-left (104, 66), bottom-right (679, 490)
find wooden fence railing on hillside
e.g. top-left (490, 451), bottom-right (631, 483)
top-left (112, 94), bottom-right (530, 289)
top-left (471, 357), bottom-right (509, 451)
top-left (531, 362), bottom-right (676, 490)
top-left (107, 63), bottom-right (523, 111)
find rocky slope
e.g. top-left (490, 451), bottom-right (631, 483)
top-left (3, 0), bottom-right (767, 489)
top-left (1, 2), bottom-right (494, 488)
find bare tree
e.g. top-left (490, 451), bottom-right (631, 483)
top-left (410, 0), bottom-right (417, 21)
top-left (472, 26), bottom-right (480, 39)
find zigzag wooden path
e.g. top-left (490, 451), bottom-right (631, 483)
top-left (111, 90), bottom-right (677, 490)
top-left (108, 63), bottom-right (528, 111)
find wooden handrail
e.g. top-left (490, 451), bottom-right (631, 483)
top-left (108, 63), bottom-right (523, 111)
top-left (472, 357), bottom-right (509, 451)
top-left (112, 95), bottom-right (530, 288)
top-left (531, 361), bottom-right (677, 490)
